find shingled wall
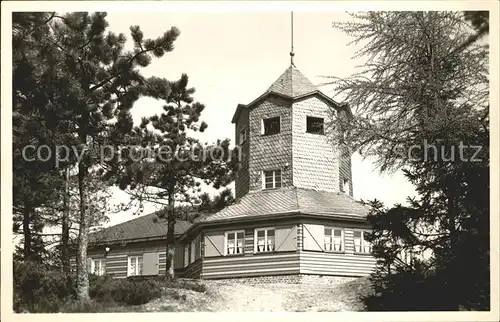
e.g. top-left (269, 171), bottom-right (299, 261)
top-left (248, 96), bottom-right (293, 192)
top-left (292, 96), bottom-right (339, 192)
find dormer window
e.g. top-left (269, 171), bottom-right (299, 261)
top-left (239, 127), bottom-right (247, 145)
top-left (306, 116), bottom-right (324, 134)
top-left (262, 117), bottom-right (281, 135)
top-left (263, 170), bottom-right (282, 189)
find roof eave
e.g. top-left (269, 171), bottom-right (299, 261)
top-left (231, 104), bottom-right (247, 124)
top-left (88, 233), bottom-right (184, 248)
top-left (177, 211), bottom-right (368, 243)
top-left (232, 90), bottom-right (345, 124)
top-left (294, 90), bottom-right (343, 109)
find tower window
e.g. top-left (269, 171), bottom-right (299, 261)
top-left (306, 116), bottom-right (324, 134)
top-left (343, 178), bottom-right (350, 195)
top-left (239, 127), bottom-right (247, 145)
top-left (263, 169), bottom-right (282, 189)
top-left (262, 117), bottom-right (281, 135)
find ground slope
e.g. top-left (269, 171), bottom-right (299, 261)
top-left (140, 277), bottom-right (372, 312)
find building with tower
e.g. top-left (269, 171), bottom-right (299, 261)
top-left (84, 62), bottom-right (376, 282)
top-left (84, 14), bottom-right (376, 282)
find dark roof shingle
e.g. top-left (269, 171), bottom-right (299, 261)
top-left (198, 187), bottom-right (369, 223)
top-left (232, 65), bottom-right (321, 123)
top-left (89, 212), bottom-right (192, 244)
top-left (267, 65), bottom-right (317, 98)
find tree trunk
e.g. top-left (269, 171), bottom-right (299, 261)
top-left (446, 187), bottom-right (460, 310)
top-left (76, 161), bottom-right (90, 301)
top-left (22, 200), bottom-right (32, 261)
top-left (61, 167), bottom-right (71, 273)
top-left (165, 191), bottom-right (176, 280)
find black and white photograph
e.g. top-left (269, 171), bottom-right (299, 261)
top-left (1, 1), bottom-right (498, 320)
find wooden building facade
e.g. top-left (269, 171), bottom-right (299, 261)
top-left (86, 64), bottom-right (377, 281)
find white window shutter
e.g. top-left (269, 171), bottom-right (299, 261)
top-left (184, 246), bottom-right (189, 267)
top-left (303, 224), bottom-right (325, 251)
top-left (204, 234), bottom-right (224, 257)
top-left (143, 252), bottom-right (159, 276)
top-left (87, 258), bottom-right (93, 273)
top-left (190, 240), bottom-right (196, 263)
top-left (275, 226), bottom-right (297, 251)
top-left (260, 119), bottom-right (265, 135)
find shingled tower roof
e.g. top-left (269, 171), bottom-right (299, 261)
top-left (231, 64), bottom-right (327, 123)
top-left (266, 65), bottom-right (318, 98)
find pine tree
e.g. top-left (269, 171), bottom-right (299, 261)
top-left (112, 74), bottom-right (239, 279)
top-left (13, 11), bottom-right (183, 300)
top-left (329, 11), bottom-right (488, 171)
top-left (329, 12), bottom-right (489, 310)
top-left (12, 12), bottom-right (70, 263)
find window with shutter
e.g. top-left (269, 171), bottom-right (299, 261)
top-left (324, 227), bottom-right (344, 252)
top-left (127, 255), bottom-right (143, 276)
top-left (354, 230), bottom-right (372, 254)
top-left (225, 230), bottom-right (245, 255)
top-left (254, 228), bottom-right (275, 253)
top-left (91, 259), bottom-right (106, 276)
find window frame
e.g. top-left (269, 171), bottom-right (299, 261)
top-left (353, 230), bottom-right (372, 254)
top-left (239, 126), bottom-right (248, 145)
top-left (127, 255), bottom-right (144, 277)
top-left (261, 116), bottom-right (281, 136)
top-left (190, 239), bottom-right (196, 264)
top-left (254, 227), bottom-right (276, 253)
top-left (324, 227), bottom-right (345, 252)
top-left (342, 178), bottom-right (350, 195)
top-left (224, 230), bottom-right (245, 256)
top-left (306, 116), bottom-right (325, 135)
top-left (262, 169), bottom-right (282, 190)
top-left (89, 258), bottom-right (106, 276)
top-left (184, 245), bottom-right (189, 267)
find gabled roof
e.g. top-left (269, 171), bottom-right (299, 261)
top-left (197, 187), bottom-right (369, 223)
top-left (89, 212), bottom-right (192, 245)
top-left (231, 64), bottom-right (343, 124)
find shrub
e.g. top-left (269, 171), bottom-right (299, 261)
top-left (89, 275), bottom-right (163, 306)
top-left (60, 299), bottom-right (108, 313)
top-left (174, 279), bottom-right (207, 293)
top-left (13, 261), bottom-right (165, 312)
top-left (13, 260), bottom-right (76, 313)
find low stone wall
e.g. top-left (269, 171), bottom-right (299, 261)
top-left (209, 274), bottom-right (359, 285)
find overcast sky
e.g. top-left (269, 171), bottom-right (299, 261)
top-left (95, 11), bottom-right (417, 227)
